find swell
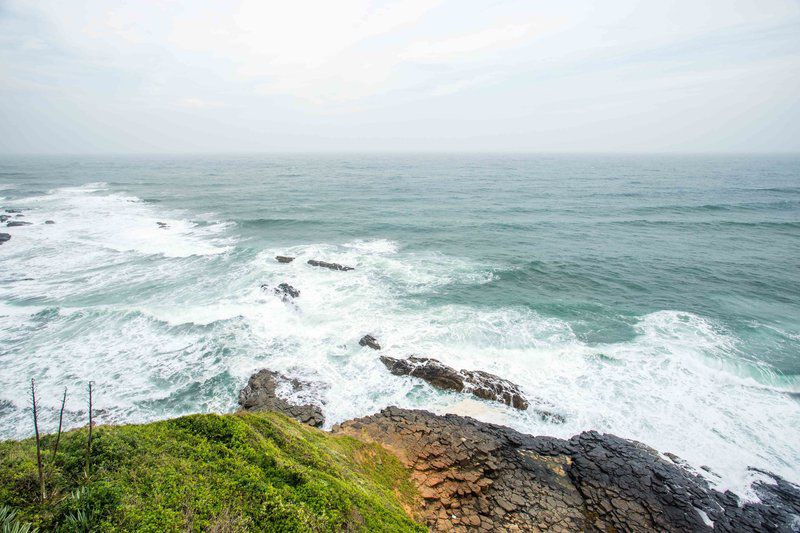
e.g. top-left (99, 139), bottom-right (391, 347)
top-left (237, 217), bottom-right (320, 229)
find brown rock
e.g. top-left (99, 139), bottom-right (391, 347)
top-left (379, 356), bottom-right (528, 410)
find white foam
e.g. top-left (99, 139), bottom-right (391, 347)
top-left (1, 214), bottom-right (799, 499)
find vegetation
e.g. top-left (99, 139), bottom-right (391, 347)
top-left (0, 412), bottom-right (424, 532)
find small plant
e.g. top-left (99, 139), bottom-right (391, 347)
top-left (0, 505), bottom-right (38, 533)
top-left (62, 488), bottom-right (99, 532)
top-left (29, 379), bottom-right (45, 502)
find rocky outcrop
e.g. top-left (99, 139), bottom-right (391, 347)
top-left (263, 282), bottom-right (300, 301)
top-left (6, 221), bottom-right (31, 227)
top-left (307, 259), bottom-right (354, 271)
top-left (238, 369), bottom-right (323, 427)
top-left (359, 334), bottom-right (381, 350)
top-left (275, 255), bottom-right (295, 263)
top-left (335, 407), bottom-right (800, 532)
top-left (0, 233), bottom-right (10, 244)
top-left (379, 356), bottom-right (529, 411)
top-left (45, 220), bottom-right (55, 224)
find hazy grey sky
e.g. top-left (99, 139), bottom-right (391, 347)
top-left (1, 0), bottom-right (799, 153)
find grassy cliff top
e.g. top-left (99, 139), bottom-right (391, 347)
top-left (0, 412), bottom-right (424, 532)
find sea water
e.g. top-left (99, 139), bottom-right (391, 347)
top-left (0, 154), bottom-right (798, 498)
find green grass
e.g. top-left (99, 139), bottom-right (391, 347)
top-left (0, 412), bottom-right (424, 532)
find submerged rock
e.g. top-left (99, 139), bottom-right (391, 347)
top-left (0, 215), bottom-right (9, 222)
top-left (6, 221), bottom-right (31, 227)
top-left (156, 221), bottom-right (168, 229)
top-left (45, 220), bottom-right (55, 224)
top-left (359, 334), bottom-right (381, 350)
top-left (4, 209), bottom-right (21, 213)
top-left (379, 356), bottom-right (529, 410)
top-left (275, 255), bottom-right (295, 263)
top-left (0, 233), bottom-right (10, 244)
top-left (262, 282), bottom-right (300, 300)
top-left (238, 369), bottom-right (324, 427)
top-left (307, 259), bottom-right (354, 271)
top-left (335, 407), bottom-right (800, 532)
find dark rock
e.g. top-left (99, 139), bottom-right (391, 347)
top-left (262, 282), bottom-right (300, 300)
top-left (359, 334), bottom-right (381, 350)
top-left (45, 220), bottom-right (55, 224)
top-left (238, 369), bottom-right (324, 427)
top-left (6, 221), bottom-right (31, 227)
top-left (276, 255), bottom-right (295, 263)
top-left (15, 214), bottom-right (24, 217)
top-left (380, 356), bottom-right (529, 410)
top-left (335, 407), bottom-right (800, 532)
top-left (307, 259), bottom-right (354, 271)
top-left (0, 215), bottom-right (8, 222)
top-left (4, 209), bottom-right (21, 213)
top-left (0, 233), bottom-right (10, 244)
top-left (156, 221), bottom-right (168, 229)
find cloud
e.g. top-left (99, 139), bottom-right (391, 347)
top-left (400, 22), bottom-right (545, 62)
top-left (178, 98), bottom-right (226, 109)
top-left (1, 0), bottom-right (799, 152)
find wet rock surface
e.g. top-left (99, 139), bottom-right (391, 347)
top-left (307, 259), bottom-right (354, 271)
top-left (265, 282), bottom-right (300, 300)
top-left (45, 220), bottom-right (55, 224)
top-left (359, 334), bottom-right (381, 350)
top-left (0, 233), bottom-right (10, 244)
top-left (238, 369), bottom-right (324, 427)
top-left (0, 215), bottom-right (9, 222)
top-left (275, 255), bottom-right (295, 263)
top-left (335, 407), bottom-right (800, 532)
top-left (4, 209), bottom-right (22, 213)
top-left (6, 221), bottom-right (31, 227)
top-left (380, 356), bottom-right (529, 410)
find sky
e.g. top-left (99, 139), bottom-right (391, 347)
top-left (1, 0), bottom-right (799, 154)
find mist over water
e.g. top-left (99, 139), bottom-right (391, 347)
top-left (1, 154), bottom-right (799, 498)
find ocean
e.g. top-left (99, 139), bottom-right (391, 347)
top-left (1, 154), bottom-right (798, 497)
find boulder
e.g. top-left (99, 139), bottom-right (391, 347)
top-left (307, 259), bottom-right (354, 271)
top-left (379, 356), bottom-right (529, 410)
top-left (238, 369), bottom-right (324, 427)
top-left (45, 220), bottom-right (55, 224)
top-left (275, 255), bottom-right (295, 263)
top-left (335, 407), bottom-right (800, 532)
top-left (0, 233), bottom-right (10, 244)
top-left (263, 283), bottom-right (300, 300)
top-left (6, 221), bottom-right (31, 227)
top-left (359, 334), bottom-right (381, 350)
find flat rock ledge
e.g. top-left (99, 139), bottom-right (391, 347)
top-left (238, 369), bottom-right (324, 428)
top-left (335, 407), bottom-right (800, 532)
top-left (380, 356), bottom-right (529, 411)
top-left (275, 255), bottom-right (295, 263)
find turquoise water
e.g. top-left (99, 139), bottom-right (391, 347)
top-left (1, 154), bottom-right (799, 495)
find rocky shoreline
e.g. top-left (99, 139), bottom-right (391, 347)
top-left (245, 255), bottom-right (800, 531)
top-left (239, 367), bottom-right (800, 532)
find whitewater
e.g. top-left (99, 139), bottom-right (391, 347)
top-left (1, 154), bottom-right (798, 501)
